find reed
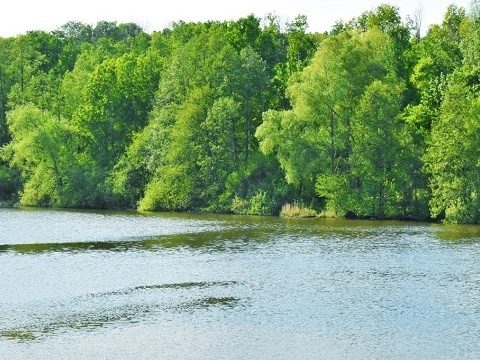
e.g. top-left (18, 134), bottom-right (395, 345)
top-left (280, 200), bottom-right (317, 218)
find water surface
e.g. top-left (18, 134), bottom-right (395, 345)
top-left (1, 208), bottom-right (479, 359)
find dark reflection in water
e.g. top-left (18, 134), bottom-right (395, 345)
top-left (433, 223), bottom-right (480, 242)
top-left (1, 281), bottom-right (241, 342)
top-left (0, 228), bottom-right (271, 254)
top-left (1, 208), bottom-right (480, 360)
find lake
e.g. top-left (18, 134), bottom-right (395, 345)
top-left (1, 207), bottom-right (479, 359)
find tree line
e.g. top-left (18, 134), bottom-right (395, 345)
top-left (0, 4), bottom-right (479, 224)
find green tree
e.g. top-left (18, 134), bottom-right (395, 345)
top-left (3, 104), bottom-right (73, 206)
top-left (285, 14), bottom-right (317, 74)
top-left (139, 87), bottom-right (213, 211)
top-left (52, 21), bottom-right (93, 73)
top-left (414, 5), bottom-right (465, 80)
top-left (75, 49), bottom-right (162, 167)
top-left (258, 29), bottom-right (396, 207)
top-left (238, 46), bottom-right (268, 167)
top-left (0, 37), bottom-right (15, 145)
top-left (256, 14), bottom-right (289, 110)
top-left (257, 108), bottom-right (323, 201)
top-left (7, 31), bottom-right (68, 117)
top-left (227, 14), bottom-right (261, 52)
top-left (197, 97), bottom-right (243, 210)
top-left (110, 104), bottom-right (177, 208)
top-left (424, 71), bottom-right (480, 223)
top-left (348, 80), bottom-right (415, 218)
top-left (355, 4), bottom-right (411, 78)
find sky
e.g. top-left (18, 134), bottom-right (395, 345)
top-left (0, 0), bottom-right (472, 38)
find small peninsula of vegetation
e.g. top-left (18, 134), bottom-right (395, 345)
top-left (1, 3), bottom-right (479, 223)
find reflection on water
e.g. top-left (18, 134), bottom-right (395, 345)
top-left (1, 208), bottom-right (480, 359)
top-left (0, 226), bottom-right (279, 254)
top-left (434, 223), bottom-right (480, 242)
top-left (1, 281), bottom-right (241, 341)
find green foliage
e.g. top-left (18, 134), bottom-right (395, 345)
top-left (258, 29), bottom-right (399, 209)
top-left (348, 80), bottom-right (412, 218)
top-left (138, 86), bottom-right (212, 211)
top-left (225, 152), bottom-right (292, 215)
top-left (424, 71), bottom-right (480, 223)
top-left (1, 6), bottom-right (480, 223)
top-left (4, 104), bottom-right (72, 206)
top-left (248, 190), bottom-right (274, 216)
top-left (285, 15), bottom-right (317, 74)
top-left (355, 4), bottom-right (412, 78)
top-left (0, 164), bottom-right (17, 200)
top-left (139, 164), bottom-right (196, 211)
top-left (231, 196), bottom-right (249, 215)
top-left (109, 104), bottom-right (177, 208)
top-left (0, 37), bottom-right (15, 146)
top-left (315, 173), bottom-right (351, 214)
top-left (230, 189), bottom-right (276, 216)
top-left (257, 109), bottom-right (321, 195)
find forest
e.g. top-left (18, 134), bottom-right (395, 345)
top-left (0, 3), bottom-right (479, 224)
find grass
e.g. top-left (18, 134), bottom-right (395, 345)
top-left (280, 201), bottom-right (317, 218)
top-left (318, 209), bottom-right (340, 218)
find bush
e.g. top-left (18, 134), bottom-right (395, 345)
top-left (231, 196), bottom-right (249, 215)
top-left (248, 190), bottom-right (274, 216)
top-left (231, 191), bottom-right (276, 216)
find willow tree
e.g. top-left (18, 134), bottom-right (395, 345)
top-left (3, 104), bottom-right (74, 206)
top-left (257, 28), bottom-right (397, 207)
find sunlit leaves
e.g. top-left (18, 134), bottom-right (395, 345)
top-left (4, 104), bottom-right (72, 205)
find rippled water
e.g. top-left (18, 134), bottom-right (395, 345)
top-left (1, 208), bottom-right (480, 359)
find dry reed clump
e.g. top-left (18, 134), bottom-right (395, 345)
top-left (280, 200), bottom-right (317, 218)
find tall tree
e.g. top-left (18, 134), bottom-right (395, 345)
top-left (285, 14), bottom-right (317, 74)
top-left (348, 80), bottom-right (415, 218)
top-left (424, 70), bottom-right (480, 223)
top-left (139, 87), bottom-right (213, 211)
top-left (258, 29), bottom-right (396, 206)
top-left (0, 37), bottom-right (15, 145)
top-left (238, 46), bottom-right (267, 167)
top-left (355, 4), bottom-right (411, 78)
